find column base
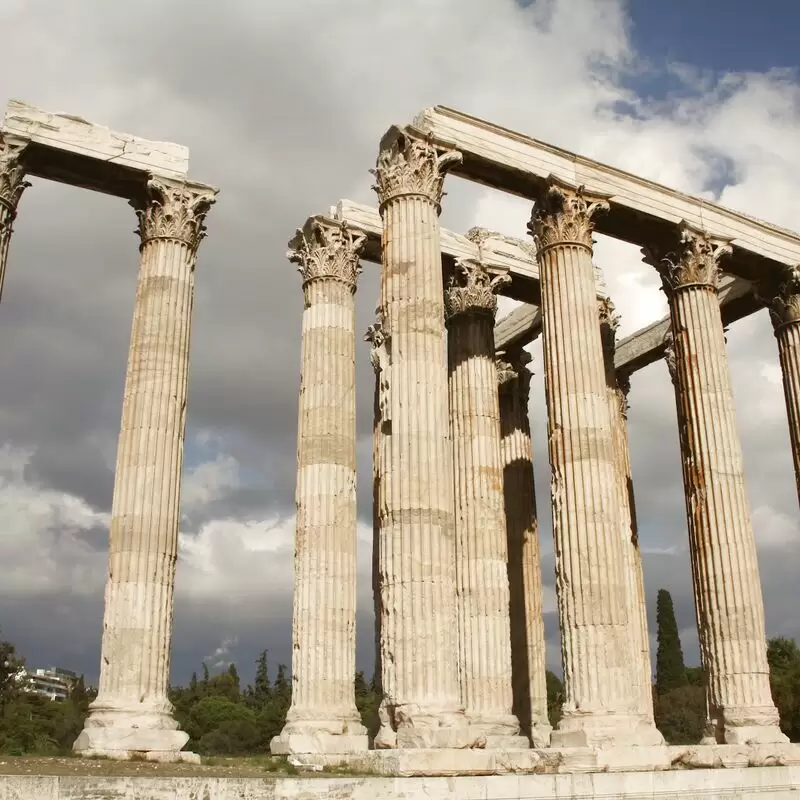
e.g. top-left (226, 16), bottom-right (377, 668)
top-left (73, 701), bottom-right (193, 762)
top-left (375, 703), bottom-right (479, 749)
top-left (529, 722), bottom-right (553, 748)
top-left (468, 713), bottom-right (529, 749)
top-left (551, 712), bottom-right (664, 748)
top-left (708, 705), bottom-right (790, 746)
top-left (270, 713), bottom-right (369, 755)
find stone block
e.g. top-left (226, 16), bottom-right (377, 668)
top-left (269, 732), bottom-right (369, 755)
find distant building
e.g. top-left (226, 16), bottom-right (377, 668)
top-left (18, 666), bottom-right (77, 701)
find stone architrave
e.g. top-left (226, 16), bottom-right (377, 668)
top-left (598, 300), bottom-right (663, 744)
top-left (759, 267), bottom-right (800, 507)
top-left (271, 219), bottom-right (369, 756)
top-left (75, 177), bottom-right (217, 762)
top-left (0, 134), bottom-right (30, 301)
top-left (645, 223), bottom-right (787, 745)
top-left (529, 178), bottom-right (645, 748)
top-left (444, 259), bottom-right (527, 749)
top-left (371, 128), bottom-right (474, 749)
top-left (496, 348), bottom-right (552, 748)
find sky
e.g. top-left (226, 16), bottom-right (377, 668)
top-left (0, 0), bottom-right (798, 689)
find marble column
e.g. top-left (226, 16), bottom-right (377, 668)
top-left (0, 134), bottom-right (30, 302)
top-left (365, 313), bottom-right (389, 727)
top-left (271, 219), bottom-right (369, 755)
top-left (371, 128), bottom-right (474, 749)
top-left (445, 259), bottom-right (526, 749)
top-left (496, 348), bottom-right (552, 748)
top-left (75, 177), bottom-right (217, 762)
top-left (646, 223), bottom-right (786, 745)
top-left (598, 301), bottom-right (663, 745)
top-left (759, 267), bottom-right (800, 507)
top-left (529, 178), bottom-right (643, 748)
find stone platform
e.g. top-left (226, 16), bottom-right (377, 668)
top-left (293, 742), bottom-right (800, 776)
top-left (0, 766), bottom-right (798, 799)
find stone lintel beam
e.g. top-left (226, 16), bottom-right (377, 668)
top-left (494, 273), bottom-right (758, 371)
top-left (2, 99), bottom-right (189, 199)
top-left (613, 274), bottom-right (758, 374)
top-left (330, 199), bottom-right (540, 304)
top-left (410, 107), bottom-right (800, 285)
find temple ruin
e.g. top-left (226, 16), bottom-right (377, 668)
top-left (1, 99), bottom-right (799, 797)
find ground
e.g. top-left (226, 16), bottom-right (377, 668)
top-left (0, 755), bottom-right (331, 778)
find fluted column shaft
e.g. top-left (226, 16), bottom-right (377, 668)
top-left (271, 220), bottom-right (368, 755)
top-left (612, 380), bottom-right (656, 725)
top-left (530, 180), bottom-right (642, 748)
top-left (76, 177), bottom-right (217, 760)
top-left (0, 135), bottom-right (30, 302)
top-left (445, 261), bottom-right (525, 748)
top-left (762, 269), bottom-right (800, 507)
top-left (651, 224), bottom-right (786, 745)
top-left (371, 129), bottom-right (472, 749)
top-left (497, 350), bottom-right (551, 747)
top-left (599, 302), bottom-right (662, 742)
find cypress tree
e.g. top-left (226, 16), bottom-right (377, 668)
top-left (655, 588), bottom-right (688, 695)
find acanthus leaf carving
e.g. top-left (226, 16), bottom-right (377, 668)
top-left (288, 218), bottom-right (365, 290)
top-left (365, 311), bottom-right (391, 423)
top-left (132, 177), bottom-right (217, 252)
top-left (598, 296), bottom-right (621, 359)
top-left (0, 134), bottom-right (31, 217)
top-left (528, 177), bottom-right (610, 252)
top-left (496, 348), bottom-right (532, 405)
top-left (444, 258), bottom-right (510, 321)
top-left (663, 330), bottom-right (679, 387)
top-left (370, 127), bottom-right (462, 210)
top-left (757, 265), bottom-right (800, 331)
top-left (642, 222), bottom-right (731, 294)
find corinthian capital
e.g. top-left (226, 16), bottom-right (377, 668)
top-left (444, 258), bottom-right (510, 321)
top-left (132, 177), bottom-right (217, 251)
top-left (598, 297), bottom-right (621, 358)
top-left (528, 177), bottom-right (610, 252)
top-left (365, 310), bottom-right (390, 374)
top-left (371, 127), bottom-right (462, 210)
top-left (757, 265), bottom-right (800, 331)
top-left (0, 134), bottom-right (31, 214)
top-left (642, 222), bottom-right (731, 295)
top-left (288, 218), bottom-right (365, 289)
top-left (496, 348), bottom-right (532, 404)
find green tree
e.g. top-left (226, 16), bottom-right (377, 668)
top-left (767, 636), bottom-right (800, 741)
top-left (545, 670), bottom-right (563, 729)
top-left (655, 589), bottom-right (687, 695)
top-left (354, 670), bottom-right (380, 740)
top-left (0, 632), bottom-right (23, 712)
top-left (250, 650), bottom-right (271, 710)
top-left (653, 684), bottom-right (706, 744)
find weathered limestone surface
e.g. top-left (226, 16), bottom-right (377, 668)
top-left (497, 349), bottom-right (551, 747)
top-left (598, 300), bottom-right (662, 744)
top-left (648, 224), bottom-right (786, 745)
top-left (445, 259), bottom-right (525, 749)
top-left (760, 267), bottom-right (800, 506)
top-left (271, 220), bottom-right (368, 756)
top-left (371, 128), bottom-right (473, 749)
top-left (7, 761), bottom-right (800, 799)
top-left (331, 199), bottom-right (538, 303)
top-left (366, 314), bottom-right (389, 733)
top-left (530, 178), bottom-right (646, 748)
top-left (2, 99), bottom-right (188, 196)
top-left (411, 105), bottom-right (800, 271)
top-left (0, 133), bottom-right (30, 301)
top-left (74, 177), bottom-right (217, 762)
